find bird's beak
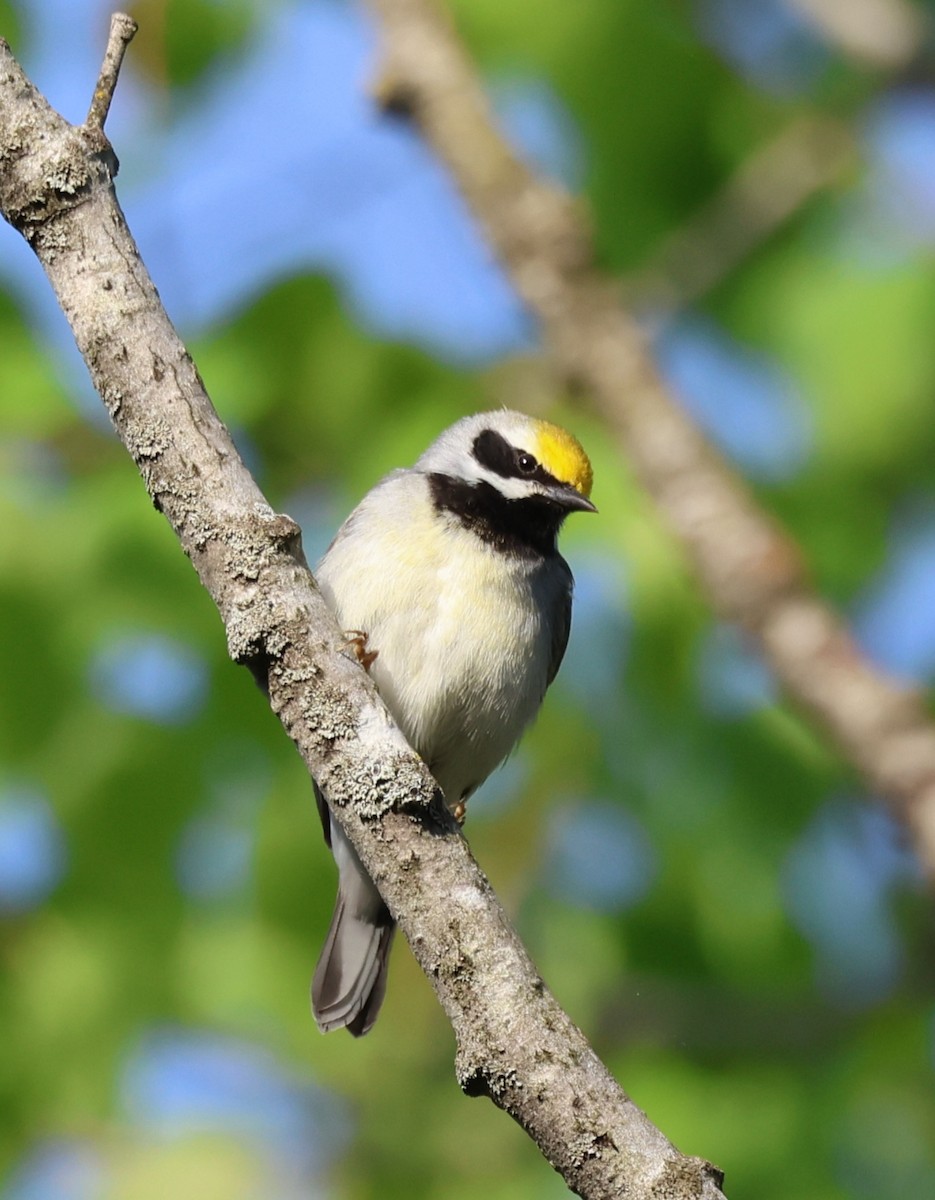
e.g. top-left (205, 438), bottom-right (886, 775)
top-left (549, 482), bottom-right (598, 514)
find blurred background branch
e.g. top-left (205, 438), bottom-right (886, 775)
top-left (623, 114), bottom-right (856, 318)
top-left (788, 0), bottom-right (926, 69)
top-left (368, 0), bottom-right (935, 882)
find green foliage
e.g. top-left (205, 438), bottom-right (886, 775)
top-left (2, 2), bottom-right (935, 1198)
top-left (0, 3), bottom-right (20, 50)
top-left (447, 0), bottom-right (789, 266)
top-left (128, 0), bottom-right (258, 94)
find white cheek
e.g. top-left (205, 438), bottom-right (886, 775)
top-left (477, 473), bottom-right (532, 501)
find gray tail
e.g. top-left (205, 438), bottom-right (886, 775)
top-left (312, 890), bottom-right (395, 1037)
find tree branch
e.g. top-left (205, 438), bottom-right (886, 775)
top-left (86, 12), bottom-right (138, 131)
top-left (0, 17), bottom-right (727, 1200)
top-left (366, 0), bottom-right (935, 881)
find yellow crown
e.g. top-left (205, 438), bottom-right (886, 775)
top-left (534, 420), bottom-right (593, 498)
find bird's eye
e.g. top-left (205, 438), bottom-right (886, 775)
top-left (517, 452), bottom-right (537, 474)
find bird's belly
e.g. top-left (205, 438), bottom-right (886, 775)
top-left (359, 558), bottom-right (547, 805)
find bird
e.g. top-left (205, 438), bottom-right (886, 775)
top-left (311, 409), bottom-right (595, 1035)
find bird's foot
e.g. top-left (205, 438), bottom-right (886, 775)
top-left (344, 630), bottom-right (379, 672)
top-left (452, 799), bottom-right (467, 825)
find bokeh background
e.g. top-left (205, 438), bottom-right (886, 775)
top-left (2, 0), bottom-right (935, 1196)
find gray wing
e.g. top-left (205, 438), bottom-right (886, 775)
top-left (314, 780), bottom-right (333, 848)
top-left (546, 556), bottom-right (574, 688)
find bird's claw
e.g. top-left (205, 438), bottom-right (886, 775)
top-left (344, 630), bottom-right (379, 672)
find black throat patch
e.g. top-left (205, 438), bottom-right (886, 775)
top-left (427, 473), bottom-right (563, 559)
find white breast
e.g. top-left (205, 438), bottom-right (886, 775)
top-left (316, 471), bottom-right (555, 806)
